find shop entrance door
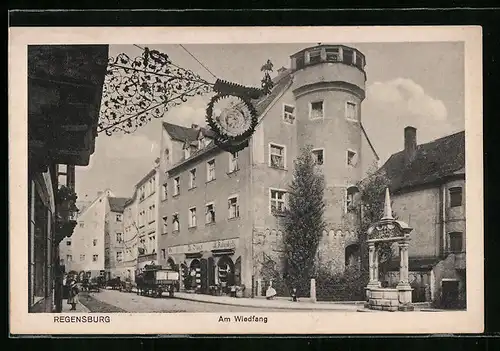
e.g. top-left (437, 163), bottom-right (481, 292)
top-left (200, 258), bottom-right (209, 294)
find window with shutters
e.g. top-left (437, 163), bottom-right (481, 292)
top-left (228, 196), bottom-right (240, 219)
top-left (173, 177), bottom-right (180, 196)
top-left (189, 168), bottom-right (197, 189)
top-left (309, 100), bottom-right (324, 120)
top-left (312, 149), bottom-right (324, 165)
top-left (172, 213), bottom-right (180, 232)
top-left (189, 207), bottom-right (197, 228)
top-left (269, 144), bottom-right (285, 169)
top-left (228, 152), bottom-right (239, 173)
top-left (205, 203), bottom-right (216, 224)
top-left (207, 159), bottom-right (216, 181)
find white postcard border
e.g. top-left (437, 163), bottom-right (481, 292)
top-left (9, 25), bottom-right (483, 335)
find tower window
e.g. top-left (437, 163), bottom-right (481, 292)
top-left (270, 189), bottom-right (287, 215)
top-left (449, 187), bottom-right (462, 207)
top-left (347, 150), bottom-right (358, 167)
top-left (326, 47), bottom-right (340, 62)
top-left (312, 149), bottom-right (324, 165)
top-left (343, 49), bottom-right (354, 65)
top-left (345, 101), bottom-right (358, 121)
top-left (309, 50), bottom-right (321, 64)
top-left (310, 101), bottom-right (324, 120)
top-left (346, 186), bottom-right (359, 212)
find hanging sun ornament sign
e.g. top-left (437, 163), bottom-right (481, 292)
top-left (99, 46), bottom-right (274, 153)
top-left (206, 60), bottom-right (274, 153)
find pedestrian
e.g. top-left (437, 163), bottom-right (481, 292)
top-left (291, 287), bottom-right (298, 302)
top-left (67, 278), bottom-right (80, 311)
top-left (265, 281), bottom-right (277, 300)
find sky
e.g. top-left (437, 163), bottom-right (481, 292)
top-left (75, 42), bottom-right (465, 201)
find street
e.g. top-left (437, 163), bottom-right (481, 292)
top-left (79, 289), bottom-right (314, 313)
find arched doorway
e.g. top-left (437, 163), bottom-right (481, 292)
top-left (189, 259), bottom-right (202, 292)
top-left (217, 256), bottom-right (235, 291)
top-left (167, 257), bottom-right (176, 270)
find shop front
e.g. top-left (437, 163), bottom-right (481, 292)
top-left (168, 238), bottom-right (243, 296)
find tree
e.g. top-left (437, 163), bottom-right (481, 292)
top-left (282, 145), bottom-right (326, 296)
top-left (357, 168), bottom-right (396, 284)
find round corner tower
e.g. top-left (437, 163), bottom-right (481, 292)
top-left (290, 44), bottom-right (367, 270)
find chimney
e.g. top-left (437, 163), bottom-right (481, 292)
top-left (191, 123), bottom-right (200, 129)
top-left (404, 126), bottom-right (417, 163)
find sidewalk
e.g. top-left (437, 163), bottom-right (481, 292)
top-left (61, 299), bottom-right (90, 313)
top-left (172, 292), bottom-right (363, 311)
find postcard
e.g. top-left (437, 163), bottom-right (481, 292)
top-left (9, 25), bottom-right (483, 335)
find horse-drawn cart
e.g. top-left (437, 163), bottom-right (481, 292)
top-left (136, 265), bottom-right (179, 298)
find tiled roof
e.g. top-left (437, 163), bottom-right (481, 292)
top-left (108, 197), bottom-right (130, 213)
top-left (380, 130), bottom-right (465, 193)
top-left (162, 123), bottom-right (216, 143)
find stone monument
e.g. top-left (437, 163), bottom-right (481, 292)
top-left (364, 188), bottom-right (414, 311)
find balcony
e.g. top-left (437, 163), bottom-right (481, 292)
top-left (290, 44), bottom-right (366, 72)
top-left (54, 185), bottom-right (79, 244)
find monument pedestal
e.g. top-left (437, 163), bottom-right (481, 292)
top-left (396, 283), bottom-right (414, 311)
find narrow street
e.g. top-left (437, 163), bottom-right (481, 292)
top-left (79, 289), bottom-right (312, 313)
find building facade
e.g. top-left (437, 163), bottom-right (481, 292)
top-left (157, 44), bottom-right (379, 297)
top-left (121, 191), bottom-right (139, 281)
top-left (62, 190), bottom-right (113, 276)
top-left (135, 165), bottom-right (161, 272)
top-left (104, 197), bottom-right (130, 280)
top-left (380, 127), bottom-right (466, 309)
top-left (27, 45), bottom-right (108, 312)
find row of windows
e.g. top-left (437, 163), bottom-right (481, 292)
top-left (162, 195), bottom-right (241, 233)
top-left (139, 175), bottom-right (156, 202)
top-left (63, 254), bottom-right (100, 263)
top-left (294, 46), bottom-right (365, 71)
top-left (281, 101), bottom-right (358, 125)
top-left (164, 153), bottom-right (239, 199)
top-left (139, 235), bottom-right (156, 254)
top-left (138, 204), bottom-right (156, 227)
top-left (270, 143), bottom-right (358, 169)
top-left (65, 238), bottom-right (99, 246)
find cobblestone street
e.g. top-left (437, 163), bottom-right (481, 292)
top-left (79, 289), bottom-right (330, 313)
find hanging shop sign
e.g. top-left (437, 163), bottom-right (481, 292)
top-left (167, 238), bottom-right (239, 255)
top-left (98, 46), bottom-right (274, 153)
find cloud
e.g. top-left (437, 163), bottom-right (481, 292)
top-left (163, 95), bottom-right (209, 127)
top-left (367, 78), bottom-right (447, 121)
top-left (363, 78), bottom-right (455, 163)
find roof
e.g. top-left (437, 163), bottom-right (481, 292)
top-left (162, 122), bottom-right (216, 143)
top-left (163, 72), bottom-right (294, 172)
top-left (380, 130), bottom-right (465, 193)
top-left (108, 197), bottom-right (130, 213)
